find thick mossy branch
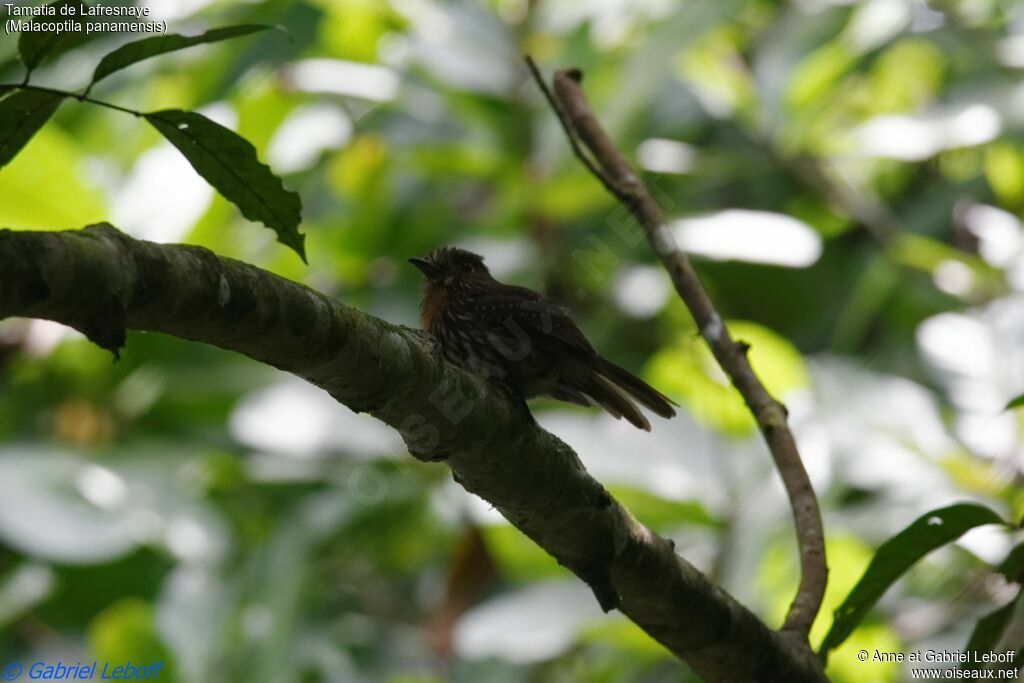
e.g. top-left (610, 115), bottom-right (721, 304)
top-left (0, 225), bottom-right (826, 683)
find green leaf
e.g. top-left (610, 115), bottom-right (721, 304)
top-left (483, 524), bottom-right (568, 582)
top-left (87, 598), bottom-right (175, 679)
top-left (17, 0), bottom-right (90, 72)
top-left (608, 487), bottom-right (720, 531)
top-left (0, 89), bottom-right (63, 169)
top-left (145, 109), bottom-right (305, 261)
top-left (962, 597), bottom-right (1018, 671)
top-left (647, 320), bottom-right (809, 435)
top-left (785, 42), bottom-right (857, 113)
top-left (90, 25), bottom-right (272, 87)
top-left (819, 503), bottom-right (1006, 660)
top-left (985, 143), bottom-right (1024, 208)
top-left (0, 124), bottom-right (107, 225)
top-left (997, 542), bottom-right (1024, 584)
top-left (1006, 393), bottom-right (1024, 410)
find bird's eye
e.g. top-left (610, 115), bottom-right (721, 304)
top-left (461, 261), bottom-right (475, 272)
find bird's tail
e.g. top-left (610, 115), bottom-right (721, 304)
top-left (579, 374), bottom-right (653, 431)
top-left (595, 357), bottom-right (677, 422)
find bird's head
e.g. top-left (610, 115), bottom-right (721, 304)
top-left (408, 246), bottom-right (492, 289)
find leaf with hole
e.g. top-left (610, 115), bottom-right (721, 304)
top-left (0, 89), bottom-right (63, 170)
top-left (17, 0), bottom-right (90, 72)
top-left (145, 109), bottom-right (305, 261)
top-left (90, 25), bottom-right (273, 88)
top-left (819, 503), bottom-right (1006, 660)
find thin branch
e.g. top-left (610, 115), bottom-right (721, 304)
top-left (523, 56), bottom-right (616, 194)
top-left (0, 82), bottom-right (143, 117)
top-left (0, 224), bottom-right (828, 682)
top-left (527, 61), bottom-right (828, 638)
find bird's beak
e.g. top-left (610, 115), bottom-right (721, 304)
top-left (408, 257), bottom-right (443, 280)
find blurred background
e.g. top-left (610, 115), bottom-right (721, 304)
top-left (0, 0), bottom-right (1022, 681)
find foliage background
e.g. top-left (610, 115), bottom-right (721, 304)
top-left (0, 0), bottom-right (1022, 681)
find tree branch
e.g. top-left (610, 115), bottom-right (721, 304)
top-left (0, 82), bottom-right (144, 118)
top-left (0, 224), bottom-right (826, 682)
top-left (526, 59), bottom-right (827, 638)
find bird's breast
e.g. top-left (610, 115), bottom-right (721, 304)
top-left (419, 283), bottom-right (449, 333)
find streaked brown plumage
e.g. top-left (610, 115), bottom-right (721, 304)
top-left (409, 246), bottom-right (676, 431)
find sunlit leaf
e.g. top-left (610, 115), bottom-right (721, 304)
top-left (0, 89), bottom-right (62, 169)
top-left (88, 598), bottom-right (175, 679)
top-left (868, 39), bottom-right (945, 115)
top-left (483, 524), bottom-right (568, 583)
top-left (145, 109), bottom-right (305, 261)
top-left (820, 503), bottom-right (1007, 660)
top-left (1006, 393), bottom-right (1024, 410)
top-left (985, 143), bottom-right (1024, 208)
top-left (608, 487), bottom-right (719, 531)
top-left (90, 25), bottom-right (273, 87)
top-left (676, 25), bottom-right (753, 118)
top-left (647, 320), bottom-right (809, 435)
top-left (328, 134), bottom-right (387, 197)
top-left (940, 450), bottom-right (1010, 499)
top-left (319, 1), bottom-right (401, 63)
top-left (786, 42), bottom-right (856, 113)
top-left (761, 532), bottom-right (874, 646)
top-left (0, 120), bottom-right (107, 223)
top-left (887, 233), bottom-right (1003, 297)
top-left (580, 619), bottom-right (672, 662)
top-left (533, 170), bottom-right (613, 221)
top-left (826, 623), bottom-right (903, 683)
top-left (235, 81), bottom-right (302, 153)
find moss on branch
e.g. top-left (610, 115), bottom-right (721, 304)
top-left (0, 225), bottom-right (827, 683)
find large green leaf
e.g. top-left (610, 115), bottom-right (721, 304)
top-left (90, 25), bottom-right (272, 87)
top-left (0, 89), bottom-right (63, 169)
top-left (145, 109), bottom-right (305, 261)
top-left (819, 503), bottom-right (1007, 660)
top-left (17, 0), bottom-right (90, 72)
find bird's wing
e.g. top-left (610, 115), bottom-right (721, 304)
top-left (466, 283), bottom-right (598, 361)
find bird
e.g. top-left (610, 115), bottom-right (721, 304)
top-left (408, 246), bottom-right (677, 431)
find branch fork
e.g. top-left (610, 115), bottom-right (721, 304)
top-left (525, 56), bottom-right (828, 639)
